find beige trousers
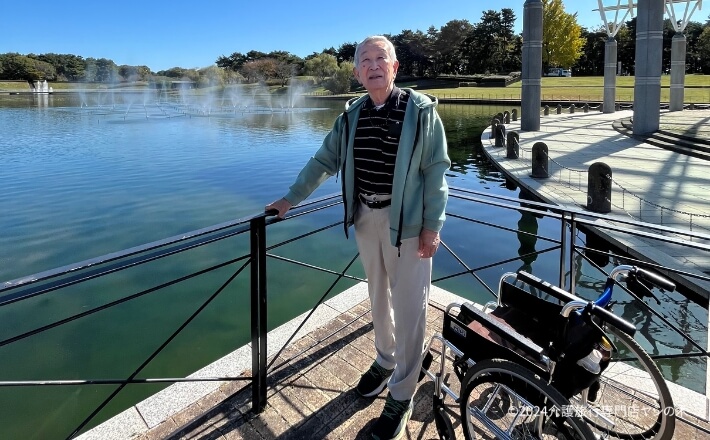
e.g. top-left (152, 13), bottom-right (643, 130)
top-left (354, 201), bottom-right (431, 401)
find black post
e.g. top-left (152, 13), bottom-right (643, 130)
top-left (530, 142), bottom-right (549, 178)
top-left (507, 131), bottom-right (519, 158)
top-left (587, 162), bottom-right (612, 213)
top-left (490, 117), bottom-right (500, 139)
top-left (556, 104), bottom-right (562, 114)
top-left (503, 110), bottom-right (510, 123)
top-left (583, 103), bottom-right (589, 113)
top-left (570, 103), bottom-right (576, 114)
top-left (543, 105), bottom-right (549, 116)
top-left (511, 109), bottom-right (518, 121)
top-left (250, 216), bottom-right (268, 413)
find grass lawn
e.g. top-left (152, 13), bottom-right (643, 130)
top-left (416, 75), bottom-right (710, 103)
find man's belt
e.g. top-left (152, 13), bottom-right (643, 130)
top-left (359, 194), bottom-right (392, 209)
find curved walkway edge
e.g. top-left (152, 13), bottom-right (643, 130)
top-left (481, 109), bottom-right (710, 299)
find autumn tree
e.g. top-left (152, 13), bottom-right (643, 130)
top-left (542, 0), bottom-right (584, 70)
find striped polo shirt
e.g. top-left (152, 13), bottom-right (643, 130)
top-left (354, 87), bottom-right (409, 197)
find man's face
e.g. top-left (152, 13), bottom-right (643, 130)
top-left (353, 41), bottom-right (399, 93)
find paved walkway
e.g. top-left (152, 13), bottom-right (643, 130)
top-left (482, 109), bottom-right (710, 298)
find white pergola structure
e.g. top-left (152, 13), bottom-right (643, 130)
top-left (665, 0), bottom-right (702, 110)
top-left (595, 1), bottom-right (637, 113)
top-left (594, 1), bottom-right (702, 117)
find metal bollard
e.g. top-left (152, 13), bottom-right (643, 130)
top-left (495, 123), bottom-right (506, 148)
top-left (490, 118), bottom-right (500, 139)
top-left (503, 111), bottom-right (510, 124)
top-left (587, 162), bottom-right (612, 213)
top-left (583, 103), bottom-right (589, 113)
top-left (615, 103), bottom-right (620, 111)
top-left (506, 131), bottom-right (519, 159)
top-left (544, 105), bottom-right (549, 116)
top-left (556, 104), bottom-right (562, 114)
top-left (530, 142), bottom-right (549, 178)
top-left (511, 109), bottom-right (518, 121)
top-left (570, 104), bottom-right (576, 114)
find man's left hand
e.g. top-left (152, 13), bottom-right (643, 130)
top-left (418, 228), bottom-right (440, 259)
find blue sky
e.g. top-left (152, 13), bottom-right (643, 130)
top-left (0, 0), bottom-right (603, 72)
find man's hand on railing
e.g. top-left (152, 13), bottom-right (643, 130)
top-left (265, 198), bottom-right (292, 218)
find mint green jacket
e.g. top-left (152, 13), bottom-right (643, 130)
top-left (284, 88), bottom-right (450, 247)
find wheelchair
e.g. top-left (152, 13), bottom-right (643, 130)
top-left (421, 266), bottom-right (676, 440)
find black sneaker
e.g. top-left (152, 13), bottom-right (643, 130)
top-left (357, 361), bottom-right (394, 397)
top-left (371, 393), bottom-right (413, 440)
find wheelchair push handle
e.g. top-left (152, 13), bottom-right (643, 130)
top-left (584, 302), bottom-right (636, 336)
top-left (635, 267), bottom-right (676, 292)
top-left (515, 271), bottom-right (636, 336)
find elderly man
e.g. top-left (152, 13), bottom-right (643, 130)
top-left (266, 35), bottom-right (449, 440)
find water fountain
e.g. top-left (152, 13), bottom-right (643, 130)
top-left (32, 80), bottom-right (53, 94)
top-left (74, 82), bottom-right (324, 122)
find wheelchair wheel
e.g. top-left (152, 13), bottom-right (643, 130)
top-left (460, 358), bottom-right (595, 440)
top-left (575, 325), bottom-right (675, 440)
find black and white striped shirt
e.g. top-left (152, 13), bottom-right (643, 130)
top-left (354, 88), bottom-right (409, 196)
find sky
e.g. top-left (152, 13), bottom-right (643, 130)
top-left (0, 0), bottom-right (606, 72)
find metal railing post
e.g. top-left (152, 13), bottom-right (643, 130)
top-left (250, 216), bottom-right (267, 413)
top-left (559, 212), bottom-right (567, 290)
top-left (568, 213), bottom-right (577, 296)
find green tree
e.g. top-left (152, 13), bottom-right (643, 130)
top-left (433, 19), bottom-right (474, 74)
top-left (304, 53), bottom-right (338, 83)
top-left (336, 42), bottom-right (356, 64)
top-left (462, 9), bottom-right (518, 74)
top-left (698, 26), bottom-right (710, 73)
top-left (324, 61), bottom-right (355, 94)
top-left (391, 30), bottom-right (432, 77)
top-left (197, 65), bottom-right (226, 87)
top-left (0, 54), bottom-right (55, 81)
top-left (216, 52), bottom-right (247, 71)
top-left (542, 0), bottom-right (585, 70)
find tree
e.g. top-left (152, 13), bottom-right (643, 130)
top-left (573, 28), bottom-right (606, 75)
top-left (0, 54), bottom-right (54, 81)
top-left (197, 65), bottom-right (226, 88)
top-left (216, 52), bottom-right (247, 71)
top-left (462, 10), bottom-right (518, 74)
top-left (391, 30), bottom-right (432, 77)
top-left (698, 26), bottom-right (710, 73)
top-left (273, 60), bottom-right (295, 86)
top-left (304, 53), bottom-right (338, 83)
top-left (542, 0), bottom-right (585, 70)
top-left (325, 61), bottom-right (355, 94)
top-left (432, 19), bottom-right (474, 74)
top-left (336, 43), bottom-right (357, 64)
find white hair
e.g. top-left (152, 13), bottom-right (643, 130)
top-left (354, 36), bottom-right (398, 65)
